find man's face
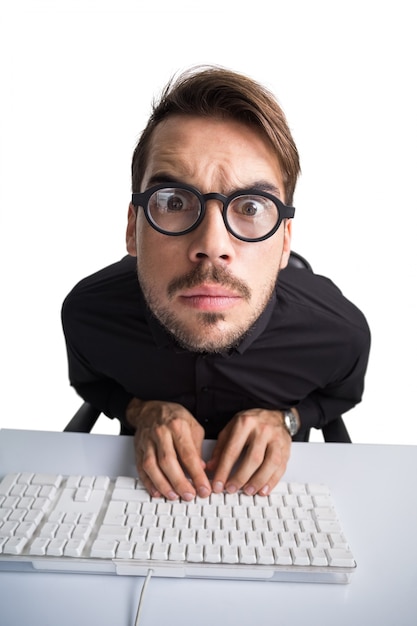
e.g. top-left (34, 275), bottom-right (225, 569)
top-left (126, 115), bottom-right (292, 353)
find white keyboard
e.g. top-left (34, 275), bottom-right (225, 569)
top-left (0, 472), bottom-right (356, 583)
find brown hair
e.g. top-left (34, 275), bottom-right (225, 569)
top-left (131, 66), bottom-right (300, 204)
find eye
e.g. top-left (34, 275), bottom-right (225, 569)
top-left (239, 200), bottom-right (260, 216)
top-left (154, 189), bottom-right (198, 213)
top-left (167, 193), bottom-right (185, 211)
top-left (232, 196), bottom-right (269, 217)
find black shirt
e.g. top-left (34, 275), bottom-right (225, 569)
top-left (61, 255), bottom-right (371, 440)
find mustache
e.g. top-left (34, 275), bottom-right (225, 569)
top-left (167, 265), bottom-right (251, 301)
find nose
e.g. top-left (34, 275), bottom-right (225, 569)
top-left (187, 200), bottom-right (236, 264)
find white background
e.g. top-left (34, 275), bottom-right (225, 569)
top-left (0, 0), bottom-right (416, 444)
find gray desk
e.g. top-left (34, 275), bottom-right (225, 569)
top-left (1, 429), bottom-right (416, 626)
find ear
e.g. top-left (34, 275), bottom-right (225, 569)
top-left (126, 203), bottom-right (137, 257)
top-left (279, 219), bottom-right (292, 270)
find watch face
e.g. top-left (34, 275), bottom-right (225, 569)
top-left (285, 411), bottom-right (298, 436)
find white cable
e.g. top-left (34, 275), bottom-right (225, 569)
top-left (134, 569), bottom-right (154, 626)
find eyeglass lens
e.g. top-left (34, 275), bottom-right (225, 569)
top-left (147, 187), bottom-right (280, 240)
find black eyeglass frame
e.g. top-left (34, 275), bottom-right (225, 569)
top-left (131, 183), bottom-right (295, 243)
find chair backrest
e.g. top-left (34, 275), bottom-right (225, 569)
top-left (288, 251), bottom-right (313, 271)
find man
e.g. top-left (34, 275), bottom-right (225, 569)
top-left (62, 66), bottom-right (370, 503)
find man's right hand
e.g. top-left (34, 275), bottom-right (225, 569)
top-left (126, 398), bottom-right (211, 501)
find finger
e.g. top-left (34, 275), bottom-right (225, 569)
top-left (205, 428), bottom-right (229, 475)
top-left (151, 435), bottom-right (200, 501)
top-left (171, 431), bottom-right (212, 498)
top-left (211, 427), bottom-right (250, 493)
top-left (136, 440), bottom-right (181, 500)
top-left (242, 437), bottom-right (291, 496)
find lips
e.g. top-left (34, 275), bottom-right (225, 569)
top-left (178, 284), bottom-right (242, 311)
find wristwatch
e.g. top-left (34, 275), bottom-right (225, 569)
top-left (283, 409), bottom-right (299, 437)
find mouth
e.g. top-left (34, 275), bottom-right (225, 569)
top-left (178, 284), bottom-right (243, 311)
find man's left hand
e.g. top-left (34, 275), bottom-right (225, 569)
top-left (206, 408), bottom-right (296, 496)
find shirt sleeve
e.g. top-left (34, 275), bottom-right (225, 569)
top-left (63, 330), bottom-right (134, 424)
top-left (61, 257), bottom-right (139, 427)
top-left (294, 321), bottom-right (371, 437)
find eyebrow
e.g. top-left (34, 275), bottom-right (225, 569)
top-left (249, 180), bottom-right (282, 198)
top-left (145, 174), bottom-right (283, 199)
top-left (146, 173), bottom-right (179, 187)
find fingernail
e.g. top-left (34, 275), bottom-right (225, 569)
top-left (226, 483), bottom-right (237, 494)
top-left (197, 486), bottom-right (210, 498)
top-left (244, 485), bottom-right (256, 496)
top-left (259, 484), bottom-right (270, 496)
top-left (167, 491), bottom-right (179, 500)
top-left (213, 481), bottom-right (224, 493)
top-left (182, 492), bottom-right (195, 502)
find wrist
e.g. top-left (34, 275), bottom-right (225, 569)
top-left (282, 408), bottom-right (300, 437)
top-left (125, 397), bottom-right (146, 430)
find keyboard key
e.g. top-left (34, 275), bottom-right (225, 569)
top-left (212, 529), bottom-right (229, 546)
top-left (29, 537), bottom-right (50, 555)
top-left (91, 539), bottom-right (117, 558)
top-left (239, 546), bottom-right (257, 564)
top-left (74, 488), bottom-right (92, 502)
top-left (80, 476), bottom-right (95, 489)
top-left (221, 545), bottom-right (239, 564)
top-left (40, 522), bottom-right (59, 538)
top-left (115, 476), bottom-right (136, 489)
top-left (309, 547), bottom-right (328, 566)
top-left (94, 476), bottom-right (110, 490)
top-left (14, 521), bottom-right (37, 538)
top-left (47, 539), bottom-right (67, 556)
top-left (116, 541), bottom-right (135, 558)
top-left (151, 543), bottom-right (169, 560)
top-left (1, 521), bottom-right (18, 536)
top-left (64, 539), bottom-right (86, 557)
top-left (3, 536), bottom-right (28, 555)
top-left (56, 523), bottom-right (75, 539)
top-left (0, 474), bottom-right (19, 496)
top-left (32, 474), bottom-right (63, 488)
top-left (291, 547), bottom-right (310, 566)
top-left (8, 509), bottom-right (26, 523)
top-left (329, 533), bottom-right (349, 549)
top-left (326, 548), bottom-right (355, 567)
top-left (10, 484), bottom-right (27, 498)
top-left (274, 547), bottom-right (292, 565)
top-left (187, 544), bottom-right (204, 562)
top-left (134, 544), bottom-right (151, 559)
top-left (256, 546), bottom-right (275, 564)
top-left (98, 526), bottom-right (130, 541)
top-left (204, 545), bottom-right (221, 563)
top-left (169, 544), bottom-right (186, 560)
top-left (31, 498), bottom-right (51, 512)
top-left (112, 488), bottom-right (149, 502)
top-left (72, 523), bottom-right (93, 540)
top-left (316, 520), bottom-right (343, 534)
top-left (0, 508), bottom-right (12, 522)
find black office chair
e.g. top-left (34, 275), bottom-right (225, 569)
top-left (64, 251), bottom-right (351, 443)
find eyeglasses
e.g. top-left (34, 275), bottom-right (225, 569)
top-left (131, 183), bottom-right (295, 243)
